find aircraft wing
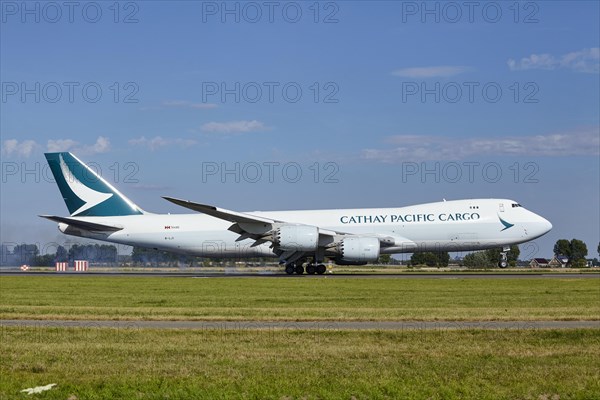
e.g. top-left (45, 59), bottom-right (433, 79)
top-left (162, 197), bottom-right (411, 248)
top-left (163, 196), bottom-right (349, 263)
top-left (163, 196), bottom-right (346, 237)
top-left (162, 196), bottom-right (279, 225)
top-left (39, 215), bottom-right (123, 232)
top-left (163, 196), bottom-right (414, 262)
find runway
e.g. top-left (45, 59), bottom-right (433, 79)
top-left (1, 319), bottom-right (598, 330)
top-left (1, 271), bottom-right (598, 279)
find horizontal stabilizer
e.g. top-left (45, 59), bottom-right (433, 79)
top-left (39, 215), bottom-right (123, 232)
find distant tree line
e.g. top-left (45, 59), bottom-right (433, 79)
top-left (553, 239), bottom-right (589, 267)
top-left (130, 247), bottom-right (279, 267)
top-left (1, 243), bottom-right (118, 266)
top-left (407, 247), bottom-right (521, 268)
top-left (3, 239), bottom-right (598, 268)
top-left (461, 246), bottom-right (520, 268)
top-left (409, 251), bottom-right (451, 267)
top-left (131, 246), bottom-right (200, 266)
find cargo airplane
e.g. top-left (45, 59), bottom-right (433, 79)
top-left (41, 152), bottom-right (552, 274)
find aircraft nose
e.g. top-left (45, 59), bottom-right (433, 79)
top-left (529, 214), bottom-right (552, 238)
top-left (541, 217), bottom-right (553, 233)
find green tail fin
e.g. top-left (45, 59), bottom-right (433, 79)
top-left (44, 152), bottom-right (144, 217)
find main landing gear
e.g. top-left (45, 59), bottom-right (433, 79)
top-left (284, 264), bottom-right (296, 275)
top-left (306, 263), bottom-right (327, 275)
top-left (498, 247), bottom-right (509, 268)
top-left (284, 262), bottom-right (326, 275)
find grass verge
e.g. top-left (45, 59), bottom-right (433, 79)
top-left (1, 276), bottom-right (599, 321)
top-left (0, 276), bottom-right (600, 321)
top-left (1, 327), bottom-right (599, 399)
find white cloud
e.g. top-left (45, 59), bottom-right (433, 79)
top-left (1, 136), bottom-right (110, 157)
top-left (46, 138), bottom-right (78, 152)
top-left (1, 139), bottom-right (39, 157)
top-left (90, 136), bottom-right (110, 153)
top-left (508, 48), bottom-right (599, 73)
top-left (162, 100), bottom-right (218, 109)
top-left (46, 136), bottom-right (110, 155)
top-left (362, 127), bottom-right (600, 162)
top-left (128, 136), bottom-right (197, 150)
top-left (391, 66), bottom-right (472, 78)
top-left (200, 120), bottom-right (265, 134)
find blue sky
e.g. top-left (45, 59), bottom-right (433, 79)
top-left (1, 1), bottom-right (599, 259)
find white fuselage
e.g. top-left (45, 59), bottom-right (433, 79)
top-left (59, 199), bottom-right (552, 258)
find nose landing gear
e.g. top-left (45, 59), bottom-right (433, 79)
top-left (498, 247), bottom-right (510, 268)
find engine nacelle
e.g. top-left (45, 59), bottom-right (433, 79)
top-left (274, 225), bottom-right (319, 252)
top-left (336, 237), bottom-right (380, 264)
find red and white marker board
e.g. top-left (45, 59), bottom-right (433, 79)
top-left (74, 260), bottom-right (88, 272)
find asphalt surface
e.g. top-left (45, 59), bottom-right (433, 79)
top-left (1, 319), bottom-right (598, 330)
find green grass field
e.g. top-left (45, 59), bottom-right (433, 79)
top-left (1, 276), bottom-right (599, 321)
top-left (1, 275), bottom-right (599, 399)
top-left (1, 327), bottom-right (599, 399)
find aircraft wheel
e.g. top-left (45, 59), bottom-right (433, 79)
top-left (306, 264), bottom-right (316, 275)
top-left (498, 250), bottom-right (509, 268)
top-left (285, 264), bottom-right (295, 275)
top-left (295, 265), bottom-right (305, 275)
top-left (317, 264), bottom-right (326, 275)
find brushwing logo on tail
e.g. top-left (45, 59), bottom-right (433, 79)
top-left (59, 154), bottom-right (113, 216)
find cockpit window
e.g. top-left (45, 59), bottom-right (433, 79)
top-left (511, 203), bottom-right (522, 208)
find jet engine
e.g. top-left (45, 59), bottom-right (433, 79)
top-left (335, 236), bottom-right (380, 264)
top-left (273, 225), bottom-right (319, 252)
